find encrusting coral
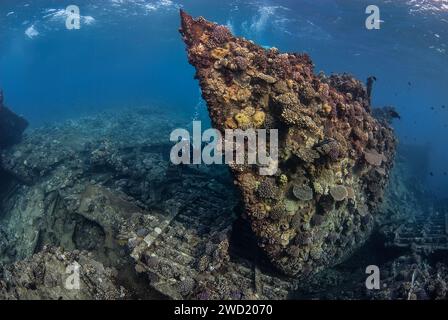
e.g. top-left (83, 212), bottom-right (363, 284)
top-left (180, 11), bottom-right (397, 276)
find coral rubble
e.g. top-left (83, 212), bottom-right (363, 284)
top-left (0, 108), bottom-right (294, 300)
top-left (0, 108), bottom-right (186, 296)
top-left (0, 246), bottom-right (126, 300)
top-left (180, 11), bottom-right (397, 276)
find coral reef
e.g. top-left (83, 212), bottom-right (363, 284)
top-left (0, 108), bottom-right (295, 300)
top-left (0, 246), bottom-right (126, 300)
top-left (0, 107), bottom-right (444, 300)
top-left (180, 11), bottom-right (397, 276)
top-left (367, 255), bottom-right (448, 300)
top-left (293, 148), bottom-right (448, 300)
top-left (0, 108), bottom-right (187, 296)
top-left (329, 185), bottom-right (348, 202)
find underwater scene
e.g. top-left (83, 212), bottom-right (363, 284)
top-left (0, 0), bottom-right (447, 302)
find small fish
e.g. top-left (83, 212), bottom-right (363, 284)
top-left (429, 172), bottom-right (434, 176)
top-left (442, 105), bottom-right (446, 109)
top-left (408, 81), bottom-right (412, 86)
top-left (444, 172), bottom-right (447, 176)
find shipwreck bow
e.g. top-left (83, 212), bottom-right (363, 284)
top-left (0, 90), bottom-right (28, 149)
top-left (180, 10), bottom-right (396, 276)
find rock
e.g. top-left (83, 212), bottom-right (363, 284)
top-left (180, 10), bottom-right (397, 276)
top-left (0, 90), bottom-right (28, 149)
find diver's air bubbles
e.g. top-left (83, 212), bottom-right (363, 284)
top-left (192, 90), bottom-right (204, 122)
top-left (66, 5), bottom-right (81, 30)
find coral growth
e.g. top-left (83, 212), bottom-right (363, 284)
top-left (330, 185), bottom-right (348, 202)
top-left (180, 11), bottom-right (397, 276)
top-left (364, 149), bottom-right (385, 167)
top-left (0, 108), bottom-right (296, 300)
top-left (0, 246), bottom-right (125, 300)
top-left (292, 184), bottom-right (313, 201)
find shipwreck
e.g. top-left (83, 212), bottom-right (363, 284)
top-left (179, 10), bottom-right (397, 276)
top-left (0, 90), bottom-right (28, 150)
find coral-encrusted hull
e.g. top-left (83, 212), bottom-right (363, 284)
top-left (180, 10), bottom-right (396, 276)
top-left (0, 90), bottom-right (28, 149)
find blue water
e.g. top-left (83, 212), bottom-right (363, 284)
top-left (0, 0), bottom-right (447, 196)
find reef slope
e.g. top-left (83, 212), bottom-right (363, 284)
top-left (180, 11), bottom-right (397, 276)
